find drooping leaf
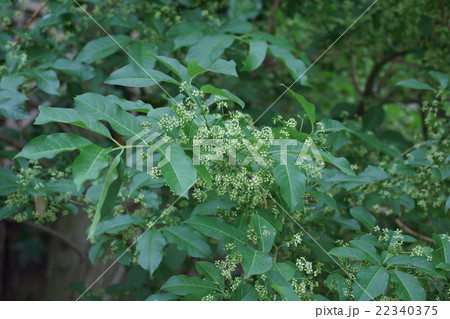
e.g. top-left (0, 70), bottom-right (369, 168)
top-left (136, 230), bottom-right (166, 276)
top-left (242, 40), bottom-right (267, 71)
top-left (159, 143), bottom-right (197, 198)
top-left (282, 84), bottom-right (315, 125)
top-left (273, 159), bottom-right (305, 211)
top-left (88, 152), bottom-right (124, 238)
top-left (72, 145), bottom-right (111, 191)
top-left (350, 206), bottom-right (376, 230)
top-left (149, 54), bottom-right (189, 83)
top-left (396, 79), bottom-right (435, 91)
top-left (200, 84), bottom-right (245, 108)
top-left (15, 133), bottom-right (91, 160)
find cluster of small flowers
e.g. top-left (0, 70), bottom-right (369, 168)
top-left (214, 251), bottom-right (242, 281)
top-left (285, 233), bottom-right (302, 248)
top-left (296, 257), bottom-right (314, 275)
top-left (201, 294), bottom-right (215, 301)
top-left (254, 281), bottom-right (269, 301)
top-left (389, 229), bottom-right (404, 253)
top-left (150, 166), bottom-right (161, 180)
top-left (246, 227), bottom-right (258, 245)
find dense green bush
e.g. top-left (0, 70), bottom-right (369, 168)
top-left (0, 0), bottom-right (448, 301)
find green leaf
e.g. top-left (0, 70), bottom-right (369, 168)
top-left (186, 34), bottom-right (234, 67)
top-left (329, 247), bottom-right (369, 261)
top-left (161, 275), bottom-right (216, 296)
top-left (73, 145), bottom-right (111, 191)
top-left (218, 19), bottom-right (253, 34)
top-left (350, 240), bottom-right (381, 265)
top-left (74, 93), bottom-right (141, 137)
top-left (187, 59), bottom-right (237, 81)
top-left (266, 269), bottom-right (301, 301)
top-left (230, 284), bottom-right (259, 301)
top-left (29, 69), bottom-right (60, 95)
top-left (105, 64), bottom-right (178, 87)
top-left (136, 230), bottom-right (166, 276)
top-left (251, 214), bottom-right (275, 253)
top-left (200, 84), bottom-right (245, 108)
top-left (386, 256), bottom-right (442, 277)
top-left (327, 273), bottom-right (350, 301)
top-left (396, 79), bottom-right (435, 91)
top-left (319, 118), bottom-right (354, 132)
top-left (88, 152), bottom-right (124, 239)
top-left (195, 261), bottom-right (225, 291)
top-left (159, 143), bottom-right (197, 198)
top-left (269, 45), bottom-right (307, 83)
top-left (163, 225), bottom-right (212, 258)
top-left (194, 164), bottom-right (212, 187)
top-left (353, 266), bottom-right (389, 301)
top-left (94, 214), bottom-right (144, 235)
top-left (240, 244), bottom-right (273, 276)
top-left (432, 234), bottom-right (450, 270)
top-left (273, 160), bottom-right (305, 211)
top-left (88, 236), bottom-right (107, 263)
top-left (272, 263), bottom-right (296, 281)
top-left (148, 54), bottom-right (189, 83)
top-left (35, 105), bottom-right (112, 139)
top-left (76, 35), bottom-right (131, 64)
top-left (282, 84), bottom-right (315, 125)
top-left (15, 133), bottom-right (91, 160)
top-left (429, 71), bottom-right (448, 88)
top-left (390, 270), bottom-right (425, 301)
top-left (319, 151), bottom-right (355, 175)
top-left (350, 206), bottom-right (376, 230)
top-left (192, 198), bottom-right (236, 216)
top-left (0, 167), bottom-right (19, 196)
top-left (242, 40), bottom-right (267, 71)
top-left (185, 216), bottom-right (246, 245)
top-left (51, 58), bottom-right (95, 81)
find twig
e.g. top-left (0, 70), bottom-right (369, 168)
top-left (350, 56), bottom-right (362, 95)
top-left (13, 0), bottom-right (51, 49)
top-left (9, 219), bottom-right (87, 260)
top-left (267, 0), bottom-right (280, 34)
top-left (393, 218), bottom-right (435, 243)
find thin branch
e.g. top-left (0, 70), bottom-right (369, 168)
top-left (350, 56), bottom-right (362, 95)
top-left (13, 0), bottom-right (51, 48)
top-left (393, 218), bottom-right (435, 243)
top-left (267, 0), bottom-right (280, 34)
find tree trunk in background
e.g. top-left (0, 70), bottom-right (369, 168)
top-left (44, 211), bottom-right (126, 300)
